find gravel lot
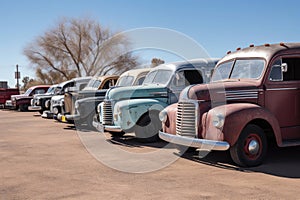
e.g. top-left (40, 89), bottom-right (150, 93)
top-left (1, 110), bottom-right (300, 200)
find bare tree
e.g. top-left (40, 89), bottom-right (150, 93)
top-left (24, 17), bottom-right (138, 84)
top-left (151, 58), bottom-right (165, 67)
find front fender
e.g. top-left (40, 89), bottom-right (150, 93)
top-left (204, 103), bottom-right (281, 146)
top-left (114, 99), bottom-right (168, 131)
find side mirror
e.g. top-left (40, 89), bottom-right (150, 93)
top-left (281, 63), bottom-right (288, 73)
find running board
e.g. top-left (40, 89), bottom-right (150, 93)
top-left (281, 140), bottom-right (300, 147)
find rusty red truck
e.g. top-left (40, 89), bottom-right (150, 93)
top-left (0, 88), bottom-right (19, 108)
top-left (159, 43), bottom-right (300, 167)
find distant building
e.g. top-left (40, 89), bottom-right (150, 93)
top-left (0, 81), bottom-right (8, 89)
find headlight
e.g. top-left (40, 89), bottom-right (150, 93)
top-left (36, 99), bottom-right (41, 106)
top-left (212, 113), bottom-right (225, 129)
top-left (159, 109), bottom-right (168, 123)
top-left (113, 105), bottom-right (121, 121)
top-left (75, 101), bottom-right (79, 109)
top-left (30, 99), bottom-right (34, 106)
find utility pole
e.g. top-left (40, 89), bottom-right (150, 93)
top-left (15, 64), bottom-right (20, 90)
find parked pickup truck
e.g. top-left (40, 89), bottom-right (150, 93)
top-left (28, 84), bottom-right (58, 114)
top-left (45, 77), bottom-right (91, 119)
top-left (0, 88), bottom-right (19, 108)
top-left (9, 85), bottom-right (50, 111)
top-left (57, 75), bottom-right (119, 123)
top-left (65, 68), bottom-right (150, 129)
top-left (95, 59), bottom-right (218, 142)
top-left (159, 43), bottom-right (300, 167)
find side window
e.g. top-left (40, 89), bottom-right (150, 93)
top-left (34, 89), bottom-right (45, 94)
top-left (173, 70), bottom-right (204, 87)
top-left (269, 59), bottom-right (283, 81)
top-left (282, 57), bottom-right (300, 81)
top-left (103, 80), bottom-right (113, 89)
top-left (137, 76), bottom-right (146, 85)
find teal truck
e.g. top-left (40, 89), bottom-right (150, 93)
top-left (94, 59), bottom-right (218, 142)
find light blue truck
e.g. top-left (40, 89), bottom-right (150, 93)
top-left (94, 59), bottom-right (218, 142)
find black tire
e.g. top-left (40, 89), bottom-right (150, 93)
top-left (19, 104), bottom-right (29, 112)
top-left (134, 111), bottom-right (161, 143)
top-left (230, 124), bottom-right (267, 167)
top-left (109, 131), bottom-right (125, 137)
top-left (86, 111), bottom-right (99, 131)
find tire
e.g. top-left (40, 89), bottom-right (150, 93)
top-left (19, 104), bottom-right (29, 112)
top-left (134, 111), bottom-right (161, 143)
top-left (109, 131), bottom-right (125, 137)
top-left (39, 110), bottom-right (44, 114)
top-left (86, 111), bottom-right (99, 131)
top-left (230, 124), bottom-right (267, 167)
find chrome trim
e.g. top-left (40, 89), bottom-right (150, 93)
top-left (266, 88), bottom-right (299, 91)
top-left (104, 125), bottom-right (122, 132)
top-left (176, 101), bottom-right (198, 138)
top-left (159, 131), bottom-right (230, 151)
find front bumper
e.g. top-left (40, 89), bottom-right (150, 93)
top-left (92, 121), bottom-right (122, 132)
top-left (159, 131), bottom-right (230, 151)
top-left (65, 114), bottom-right (80, 122)
top-left (28, 106), bottom-right (42, 111)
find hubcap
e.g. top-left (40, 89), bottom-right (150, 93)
top-left (248, 139), bottom-right (259, 155)
top-left (244, 134), bottom-right (262, 160)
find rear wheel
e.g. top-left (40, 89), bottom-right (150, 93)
top-left (230, 124), bottom-right (267, 167)
top-left (134, 111), bottom-right (161, 143)
top-left (19, 104), bottom-right (29, 112)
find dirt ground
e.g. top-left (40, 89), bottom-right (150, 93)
top-left (1, 110), bottom-right (300, 200)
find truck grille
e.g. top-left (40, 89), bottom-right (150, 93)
top-left (176, 102), bottom-right (197, 137)
top-left (102, 100), bottom-right (113, 125)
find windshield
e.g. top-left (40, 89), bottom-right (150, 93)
top-left (143, 70), bottom-right (173, 85)
top-left (24, 88), bottom-right (32, 95)
top-left (211, 59), bottom-right (265, 82)
top-left (54, 86), bottom-right (62, 94)
top-left (46, 86), bottom-right (56, 94)
top-left (116, 76), bottom-right (134, 86)
top-left (84, 78), bottom-right (101, 90)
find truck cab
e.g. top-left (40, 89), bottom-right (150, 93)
top-left (96, 59), bottom-right (218, 142)
top-left (69, 68), bottom-right (150, 129)
top-left (159, 43), bottom-right (300, 167)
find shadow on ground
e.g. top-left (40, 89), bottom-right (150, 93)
top-left (180, 145), bottom-right (300, 178)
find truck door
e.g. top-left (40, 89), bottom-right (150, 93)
top-left (266, 57), bottom-right (300, 140)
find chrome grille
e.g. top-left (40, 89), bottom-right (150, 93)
top-left (176, 102), bottom-right (197, 137)
top-left (102, 100), bottom-right (113, 125)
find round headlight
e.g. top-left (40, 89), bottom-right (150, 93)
top-left (97, 103), bottom-right (101, 114)
top-left (212, 113), bottom-right (225, 129)
top-left (159, 109), bottom-right (168, 123)
top-left (53, 107), bottom-right (59, 115)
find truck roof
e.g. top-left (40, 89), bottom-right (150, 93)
top-left (119, 68), bottom-right (151, 77)
top-left (219, 43), bottom-right (300, 64)
top-left (153, 58), bottom-right (220, 72)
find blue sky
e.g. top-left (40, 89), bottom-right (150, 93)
top-left (1, 0), bottom-right (299, 87)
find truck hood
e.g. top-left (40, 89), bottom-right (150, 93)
top-left (188, 81), bottom-right (261, 102)
top-left (107, 85), bottom-right (168, 101)
top-left (11, 94), bottom-right (30, 100)
top-left (77, 89), bottom-right (107, 99)
top-left (34, 93), bottom-right (53, 99)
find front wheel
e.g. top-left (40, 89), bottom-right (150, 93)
top-left (19, 104), bottom-right (29, 112)
top-left (86, 111), bottom-right (99, 131)
top-left (230, 124), bottom-right (267, 167)
top-left (134, 111), bottom-right (161, 143)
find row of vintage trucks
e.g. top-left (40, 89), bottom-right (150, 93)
top-left (4, 42), bottom-right (300, 167)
